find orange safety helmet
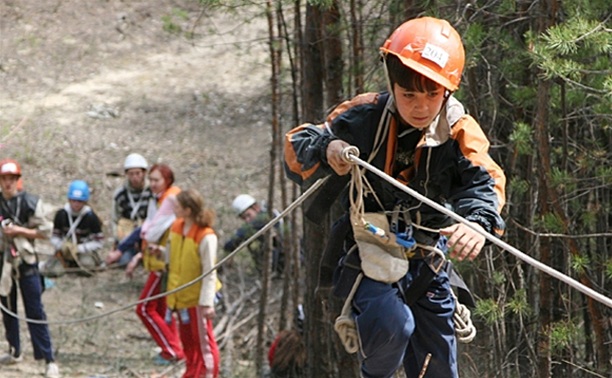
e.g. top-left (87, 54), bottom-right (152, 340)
top-left (380, 17), bottom-right (465, 92)
top-left (0, 159), bottom-right (22, 177)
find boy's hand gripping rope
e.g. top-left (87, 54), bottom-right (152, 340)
top-left (340, 146), bottom-right (612, 309)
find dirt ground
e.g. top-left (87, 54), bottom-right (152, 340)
top-left (0, 1), bottom-right (283, 377)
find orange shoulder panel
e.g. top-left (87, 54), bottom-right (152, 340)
top-left (158, 185), bottom-right (181, 205)
top-left (171, 219), bottom-right (184, 233)
top-left (451, 116), bottom-right (506, 212)
top-left (192, 226), bottom-right (214, 244)
top-left (326, 93), bottom-right (379, 123)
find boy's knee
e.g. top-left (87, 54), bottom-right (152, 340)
top-left (356, 303), bottom-right (414, 352)
top-left (357, 307), bottom-right (414, 378)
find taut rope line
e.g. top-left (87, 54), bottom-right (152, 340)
top-left (340, 146), bottom-right (612, 309)
top-left (0, 177), bottom-right (329, 325)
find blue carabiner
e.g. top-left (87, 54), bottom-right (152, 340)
top-left (395, 232), bottom-right (416, 249)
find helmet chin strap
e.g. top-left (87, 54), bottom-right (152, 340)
top-left (380, 52), bottom-right (394, 101)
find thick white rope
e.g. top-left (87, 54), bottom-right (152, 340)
top-left (341, 146), bottom-right (612, 309)
top-left (1, 177), bottom-right (329, 325)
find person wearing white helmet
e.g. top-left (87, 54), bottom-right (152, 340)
top-left (224, 194), bottom-right (285, 276)
top-left (106, 153), bottom-right (153, 268)
top-left (44, 180), bottom-right (104, 277)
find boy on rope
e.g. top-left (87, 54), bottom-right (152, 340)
top-left (284, 17), bottom-right (506, 378)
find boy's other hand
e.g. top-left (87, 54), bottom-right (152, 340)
top-left (440, 222), bottom-right (486, 262)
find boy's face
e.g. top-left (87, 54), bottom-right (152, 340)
top-left (0, 175), bottom-right (20, 198)
top-left (239, 207), bottom-right (258, 223)
top-left (69, 199), bottom-right (86, 213)
top-left (125, 168), bottom-right (146, 190)
top-left (393, 83), bottom-right (446, 129)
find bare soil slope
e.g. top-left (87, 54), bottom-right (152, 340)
top-left (1, 1), bottom-right (278, 377)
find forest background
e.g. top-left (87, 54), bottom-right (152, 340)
top-left (0, 0), bottom-right (611, 378)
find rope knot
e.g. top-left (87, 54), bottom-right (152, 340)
top-left (334, 315), bottom-right (360, 354)
top-left (454, 302), bottom-right (476, 343)
top-left (341, 146), bottom-right (360, 164)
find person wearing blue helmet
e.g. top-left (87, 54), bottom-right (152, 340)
top-left (44, 180), bottom-right (104, 277)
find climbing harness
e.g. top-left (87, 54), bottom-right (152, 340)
top-left (62, 207), bottom-right (98, 276)
top-left (348, 154), bottom-right (410, 284)
top-left (340, 146), bottom-right (612, 309)
top-left (335, 146), bottom-right (476, 352)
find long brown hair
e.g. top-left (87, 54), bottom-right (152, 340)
top-left (176, 188), bottom-right (215, 228)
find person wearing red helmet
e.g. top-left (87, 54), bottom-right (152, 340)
top-left (284, 17), bottom-right (506, 377)
top-left (0, 159), bottom-right (60, 378)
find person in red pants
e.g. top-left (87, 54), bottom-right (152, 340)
top-left (165, 188), bottom-right (220, 378)
top-left (127, 163), bottom-right (184, 364)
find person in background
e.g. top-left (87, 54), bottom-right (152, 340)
top-left (105, 153), bottom-right (152, 268)
top-left (45, 180), bottom-right (104, 277)
top-left (223, 194), bottom-right (285, 276)
top-left (0, 159), bottom-right (60, 378)
top-left (164, 188), bottom-right (220, 378)
top-left (284, 17), bottom-right (505, 377)
top-left (267, 304), bottom-right (306, 377)
top-left (130, 163), bottom-right (184, 365)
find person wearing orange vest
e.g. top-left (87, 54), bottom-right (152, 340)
top-left (129, 163), bottom-right (184, 365)
top-left (165, 188), bottom-right (220, 378)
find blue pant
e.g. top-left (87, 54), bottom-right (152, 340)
top-left (117, 226), bottom-right (142, 254)
top-left (0, 263), bottom-right (54, 361)
top-left (353, 260), bottom-right (457, 378)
